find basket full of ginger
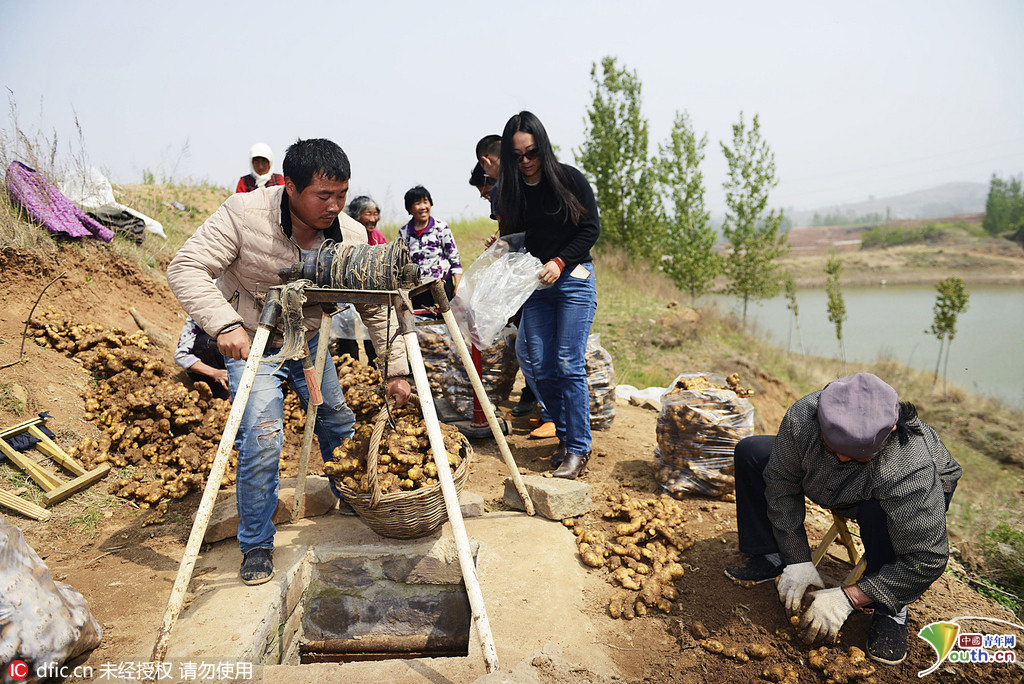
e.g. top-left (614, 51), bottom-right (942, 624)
top-left (323, 394), bottom-right (471, 539)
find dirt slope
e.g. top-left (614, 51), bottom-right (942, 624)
top-left (0, 244), bottom-right (1020, 683)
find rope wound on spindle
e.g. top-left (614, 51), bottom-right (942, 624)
top-left (304, 239), bottom-right (417, 290)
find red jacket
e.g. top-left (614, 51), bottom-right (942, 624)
top-left (235, 173), bottom-right (285, 193)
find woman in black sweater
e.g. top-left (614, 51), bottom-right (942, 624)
top-left (497, 111), bottom-right (600, 479)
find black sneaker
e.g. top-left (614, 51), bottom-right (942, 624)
top-left (867, 611), bottom-right (908, 665)
top-left (240, 548), bottom-right (274, 586)
top-left (724, 555), bottom-right (783, 584)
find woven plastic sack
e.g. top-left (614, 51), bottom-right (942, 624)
top-left (441, 324), bottom-right (519, 420)
top-left (416, 320), bottom-right (452, 399)
top-left (450, 233), bottom-right (547, 349)
top-left (0, 519), bottom-right (102, 681)
top-left (653, 372), bottom-right (754, 498)
top-left (586, 334), bottom-right (616, 430)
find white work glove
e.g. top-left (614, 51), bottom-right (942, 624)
top-left (776, 561), bottom-right (825, 615)
top-left (800, 587), bottom-right (854, 643)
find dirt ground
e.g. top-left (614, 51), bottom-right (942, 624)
top-left (1, 244), bottom-right (1022, 683)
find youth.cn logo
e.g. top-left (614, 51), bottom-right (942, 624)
top-left (918, 616), bottom-right (1021, 677)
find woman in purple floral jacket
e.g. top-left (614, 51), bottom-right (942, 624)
top-left (398, 185), bottom-right (463, 310)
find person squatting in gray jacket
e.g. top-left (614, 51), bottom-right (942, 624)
top-left (724, 373), bottom-right (961, 666)
top-left (167, 138), bottom-right (412, 585)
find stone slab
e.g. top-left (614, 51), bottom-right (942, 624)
top-left (204, 476), bottom-right (338, 544)
top-left (502, 475), bottom-right (591, 520)
top-left (459, 490), bottom-right (486, 518)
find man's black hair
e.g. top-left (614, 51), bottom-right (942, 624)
top-left (404, 185), bottom-right (433, 212)
top-left (475, 134), bottom-right (501, 159)
top-left (283, 138), bottom-right (351, 192)
top-left (469, 162), bottom-right (488, 187)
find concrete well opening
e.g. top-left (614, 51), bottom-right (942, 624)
top-left (290, 540), bottom-right (474, 665)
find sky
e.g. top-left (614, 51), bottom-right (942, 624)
top-left (2, 0), bottom-right (1022, 226)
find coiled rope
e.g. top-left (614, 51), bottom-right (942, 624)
top-left (328, 240), bottom-right (411, 291)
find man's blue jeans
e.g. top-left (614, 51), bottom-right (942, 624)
top-left (521, 262), bottom-right (596, 455)
top-left (225, 333), bottom-right (354, 553)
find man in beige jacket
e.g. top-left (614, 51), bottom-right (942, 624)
top-left (167, 138), bottom-right (411, 585)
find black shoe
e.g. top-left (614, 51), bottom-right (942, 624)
top-left (724, 555), bottom-right (784, 584)
top-left (867, 611), bottom-right (908, 665)
top-left (240, 548), bottom-right (274, 586)
top-left (511, 398), bottom-right (538, 416)
top-left (553, 451), bottom-right (589, 479)
top-left (550, 441), bottom-right (567, 468)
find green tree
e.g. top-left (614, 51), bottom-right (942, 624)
top-left (928, 277), bottom-right (970, 395)
top-left (782, 271), bottom-right (805, 355)
top-left (654, 111), bottom-right (718, 302)
top-left (720, 112), bottom-right (789, 324)
top-left (982, 173), bottom-right (1024, 235)
top-left (576, 56), bottom-right (659, 256)
top-left (824, 252), bottom-right (847, 373)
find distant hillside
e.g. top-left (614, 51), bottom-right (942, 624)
top-left (790, 181), bottom-right (988, 227)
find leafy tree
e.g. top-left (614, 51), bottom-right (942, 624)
top-left (982, 173), bottom-right (1024, 235)
top-left (576, 56), bottom-right (659, 256)
top-left (720, 112), bottom-right (789, 324)
top-left (654, 111), bottom-right (718, 302)
top-left (824, 252), bottom-right (847, 373)
top-left (928, 277), bottom-right (970, 395)
top-left (782, 271), bottom-right (805, 355)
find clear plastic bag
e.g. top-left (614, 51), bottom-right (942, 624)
top-left (441, 324), bottom-right (519, 420)
top-left (586, 333), bottom-right (616, 430)
top-left (0, 519), bottom-right (103, 679)
top-left (653, 372), bottom-right (754, 498)
top-left (450, 233), bottom-right (547, 349)
top-left (330, 305), bottom-right (370, 341)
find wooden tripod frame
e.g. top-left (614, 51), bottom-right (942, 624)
top-left (152, 278), bottom-right (535, 674)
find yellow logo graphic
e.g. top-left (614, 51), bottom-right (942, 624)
top-left (917, 621), bottom-right (960, 677)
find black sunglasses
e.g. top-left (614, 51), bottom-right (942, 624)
top-left (513, 147), bottom-right (541, 164)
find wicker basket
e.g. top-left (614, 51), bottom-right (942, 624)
top-left (333, 406), bottom-right (473, 539)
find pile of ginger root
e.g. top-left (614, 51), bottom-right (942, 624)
top-left (568, 492), bottom-right (695, 619)
top-left (31, 309), bottom-right (315, 507)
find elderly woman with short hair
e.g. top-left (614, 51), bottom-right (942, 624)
top-left (345, 195), bottom-right (386, 245)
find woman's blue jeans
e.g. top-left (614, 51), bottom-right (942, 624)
top-left (514, 315), bottom-right (549, 422)
top-left (225, 333), bottom-right (354, 553)
top-left (521, 262), bottom-right (597, 455)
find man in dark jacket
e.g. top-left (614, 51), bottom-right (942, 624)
top-left (725, 373), bottom-right (961, 665)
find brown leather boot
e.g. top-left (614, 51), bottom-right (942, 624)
top-left (550, 441), bottom-right (567, 468)
top-left (553, 451), bottom-right (590, 479)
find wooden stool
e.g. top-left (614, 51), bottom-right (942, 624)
top-left (0, 415), bottom-right (110, 510)
top-left (811, 512), bottom-right (867, 584)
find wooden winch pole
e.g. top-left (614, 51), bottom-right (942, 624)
top-left (151, 295), bottom-right (281, 667)
top-left (398, 296), bottom-right (500, 673)
top-left (291, 311), bottom-right (333, 523)
top-left (431, 281), bottom-right (534, 516)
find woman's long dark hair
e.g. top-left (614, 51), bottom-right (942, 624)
top-left (497, 111), bottom-right (586, 233)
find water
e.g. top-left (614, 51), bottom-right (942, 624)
top-left (710, 285), bottom-right (1024, 408)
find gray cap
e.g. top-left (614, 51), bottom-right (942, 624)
top-left (817, 373), bottom-right (898, 458)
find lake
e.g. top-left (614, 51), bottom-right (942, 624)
top-left (709, 285), bottom-right (1024, 409)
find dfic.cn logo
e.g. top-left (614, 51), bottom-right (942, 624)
top-left (7, 660), bottom-right (29, 680)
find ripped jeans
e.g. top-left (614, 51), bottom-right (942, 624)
top-left (224, 333), bottom-right (355, 553)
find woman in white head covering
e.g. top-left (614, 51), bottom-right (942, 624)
top-left (235, 142), bottom-right (285, 193)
